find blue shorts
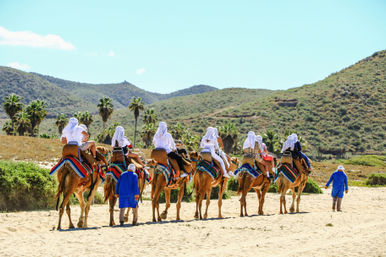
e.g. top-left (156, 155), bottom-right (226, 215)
top-left (119, 197), bottom-right (138, 208)
top-left (331, 188), bottom-right (344, 198)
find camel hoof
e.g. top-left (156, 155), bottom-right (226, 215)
top-left (194, 213), bottom-right (199, 219)
top-left (77, 221), bottom-right (83, 228)
top-left (240, 214), bottom-right (244, 217)
top-left (69, 223), bottom-right (75, 229)
top-left (284, 211), bottom-right (288, 214)
top-left (157, 216), bottom-right (162, 222)
top-left (290, 207), bottom-right (295, 213)
top-left (160, 212), bottom-right (167, 220)
top-left (204, 214), bottom-right (208, 219)
top-left (152, 218), bottom-right (156, 222)
top-left (258, 211), bottom-right (263, 215)
top-left (57, 226), bottom-right (61, 230)
top-left (218, 215), bottom-right (223, 219)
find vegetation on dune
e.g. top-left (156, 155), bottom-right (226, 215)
top-left (340, 155), bottom-right (385, 167)
top-left (0, 160), bottom-right (57, 211)
top-left (366, 173), bottom-right (386, 186)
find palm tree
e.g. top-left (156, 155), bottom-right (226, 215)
top-left (143, 108), bottom-right (158, 124)
top-left (129, 97), bottom-right (144, 147)
top-left (2, 94), bottom-right (23, 134)
top-left (263, 130), bottom-right (281, 156)
top-left (141, 123), bottom-right (156, 148)
top-left (2, 120), bottom-right (14, 135)
top-left (219, 121), bottom-right (238, 154)
top-left (14, 111), bottom-right (31, 136)
top-left (171, 122), bottom-right (184, 140)
top-left (97, 97), bottom-right (114, 130)
top-left (181, 129), bottom-right (200, 151)
top-left (55, 113), bottom-right (68, 135)
top-left (78, 111), bottom-right (94, 133)
top-left (26, 100), bottom-right (47, 137)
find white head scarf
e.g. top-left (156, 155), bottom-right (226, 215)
top-left (62, 117), bottom-right (78, 135)
top-left (255, 135), bottom-right (263, 151)
top-left (111, 126), bottom-right (131, 147)
top-left (79, 124), bottom-right (87, 131)
top-left (281, 134), bottom-right (293, 153)
top-left (128, 163), bottom-right (136, 172)
top-left (243, 131), bottom-right (256, 150)
top-left (153, 122), bottom-right (168, 145)
top-left (201, 127), bottom-right (216, 148)
top-left (214, 128), bottom-right (219, 138)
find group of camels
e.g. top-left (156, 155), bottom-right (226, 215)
top-left (53, 143), bottom-right (311, 230)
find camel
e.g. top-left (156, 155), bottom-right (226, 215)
top-left (55, 146), bottom-right (109, 230)
top-left (237, 158), bottom-right (276, 216)
top-left (276, 157), bottom-right (311, 214)
top-left (149, 149), bottom-right (195, 222)
top-left (190, 151), bottom-right (239, 219)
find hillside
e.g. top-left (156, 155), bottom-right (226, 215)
top-left (33, 73), bottom-right (217, 107)
top-left (0, 67), bottom-right (95, 118)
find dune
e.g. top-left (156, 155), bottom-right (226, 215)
top-left (0, 187), bottom-right (385, 256)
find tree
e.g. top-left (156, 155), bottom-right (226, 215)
top-left (14, 111), bottom-right (31, 136)
top-left (55, 113), bottom-right (68, 135)
top-left (26, 100), bottom-right (47, 137)
top-left (170, 122), bottom-right (184, 140)
top-left (141, 123), bottom-right (156, 148)
top-left (143, 108), bottom-right (158, 125)
top-left (129, 97), bottom-right (144, 148)
top-left (77, 111), bottom-right (94, 133)
top-left (219, 121), bottom-right (238, 154)
top-left (2, 120), bottom-right (14, 135)
top-left (97, 97), bottom-right (114, 130)
top-left (2, 94), bottom-right (23, 134)
top-left (181, 128), bottom-right (200, 151)
top-left (263, 130), bottom-right (281, 156)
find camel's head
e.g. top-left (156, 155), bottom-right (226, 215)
top-left (145, 159), bottom-right (157, 179)
top-left (96, 146), bottom-right (110, 166)
top-left (189, 151), bottom-right (199, 170)
top-left (229, 157), bottom-right (240, 172)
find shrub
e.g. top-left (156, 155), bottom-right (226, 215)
top-left (341, 155), bottom-right (385, 167)
top-left (69, 191), bottom-right (105, 205)
top-left (366, 173), bottom-right (386, 186)
top-left (268, 183), bottom-right (278, 193)
top-left (268, 177), bottom-right (322, 194)
top-left (227, 177), bottom-right (238, 191)
top-left (159, 182), bottom-right (194, 203)
top-left (0, 160), bottom-right (57, 211)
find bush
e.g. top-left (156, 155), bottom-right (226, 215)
top-left (159, 182), bottom-right (194, 203)
top-left (268, 183), bottom-right (278, 193)
top-left (268, 177), bottom-right (322, 194)
top-left (0, 160), bottom-right (57, 211)
top-left (341, 155), bottom-right (385, 167)
top-left (69, 191), bottom-right (105, 205)
top-left (366, 173), bottom-right (386, 186)
top-left (227, 177), bottom-right (238, 191)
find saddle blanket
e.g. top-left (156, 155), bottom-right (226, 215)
top-left (197, 160), bottom-right (220, 179)
top-left (235, 163), bottom-right (262, 178)
top-left (156, 163), bottom-right (174, 185)
top-left (107, 163), bottom-right (151, 183)
top-left (274, 163), bottom-right (300, 183)
top-left (50, 157), bottom-right (92, 178)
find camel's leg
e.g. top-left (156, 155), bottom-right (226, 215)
top-left (198, 189), bottom-right (205, 220)
top-left (160, 188), bottom-right (171, 220)
top-left (194, 185), bottom-right (200, 219)
top-left (176, 182), bottom-right (186, 220)
top-left (296, 181), bottom-right (306, 213)
top-left (290, 188), bottom-right (296, 213)
top-left (109, 195), bottom-right (117, 226)
top-left (257, 183), bottom-right (269, 215)
top-left (57, 190), bottom-right (74, 230)
top-left (152, 186), bottom-right (162, 222)
top-left (281, 192), bottom-right (288, 214)
top-left (83, 180), bottom-right (101, 228)
top-left (65, 202), bottom-right (75, 229)
top-left (203, 188), bottom-right (212, 219)
top-left (74, 192), bottom-right (85, 228)
top-left (218, 180), bottom-right (227, 219)
top-left (125, 208), bottom-right (131, 222)
top-left (239, 190), bottom-right (245, 217)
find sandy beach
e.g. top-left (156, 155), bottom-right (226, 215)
top-left (1, 186), bottom-right (385, 257)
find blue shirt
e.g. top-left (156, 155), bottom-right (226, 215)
top-left (116, 171), bottom-right (139, 198)
top-left (326, 171), bottom-right (348, 192)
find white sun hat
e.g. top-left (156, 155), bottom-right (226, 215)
top-left (337, 165), bottom-right (345, 171)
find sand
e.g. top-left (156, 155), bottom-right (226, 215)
top-left (0, 187), bottom-right (385, 257)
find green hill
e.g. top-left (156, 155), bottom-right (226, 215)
top-left (0, 67), bottom-right (94, 118)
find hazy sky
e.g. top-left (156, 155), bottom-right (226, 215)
top-left (0, 0), bottom-right (385, 93)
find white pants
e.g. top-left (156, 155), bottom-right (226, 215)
top-left (211, 149), bottom-right (227, 175)
top-left (218, 149), bottom-right (229, 168)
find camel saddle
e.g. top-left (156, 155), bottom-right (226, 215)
top-left (199, 151), bottom-right (222, 174)
top-left (62, 144), bottom-right (79, 158)
top-left (242, 155), bottom-right (255, 166)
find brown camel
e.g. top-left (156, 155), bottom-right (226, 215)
top-left (276, 158), bottom-right (311, 214)
top-left (191, 151), bottom-right (239, 219)
top-left (149, 149), bottom-right (195, 222)
top-left (55, 146), bottom-right (109, 230)
top-left (237, 159), bottom-right (275, 216)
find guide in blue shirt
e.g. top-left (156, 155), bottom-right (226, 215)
top-left (325, 165), bottom-right (348, 212)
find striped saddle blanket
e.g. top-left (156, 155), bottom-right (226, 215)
top-left (235, 163), bottom-right (262, 178)
top-left (274, 163), bottom-right (300, 183)
top-left (156, 163), bottom-right (175, 185)
top-left (50, 157), bottom-right (92, 179)
top-left (197, 160), bottom-right (220, 179)
top-left (107, 162), bottom-right (152, 183)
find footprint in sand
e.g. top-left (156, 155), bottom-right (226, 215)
top-left (7, 227), bottom-right (17, 232)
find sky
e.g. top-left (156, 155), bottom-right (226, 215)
top-left (0, 0), bottom-right (385, 93)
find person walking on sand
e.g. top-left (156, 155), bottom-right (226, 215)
top-left (325, 165), bottom-right (348, 212)
top-left (115, 164), bottom-right (140, 226)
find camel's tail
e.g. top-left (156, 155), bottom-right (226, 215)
top-left (237, 172), bottom-right (246, 195)
top-left (55, 165), bottom-right (69, 211)
top-left (104, 176), bottom-right (114, 202)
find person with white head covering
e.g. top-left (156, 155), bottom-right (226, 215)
top-left (78, 124), bottom-right (97, 158)
top-left (281, 134), bottom-right (294, 153)
top-left (115, 163), bottom-right (139, 226)
top-left (112, 126), bottom-right (145, 167)
top-left (213, 127), bottom-right (230, 169)
top-left (201, 127), bottom-right (229, 178)
top-left (325, 165), bottom-right (348, 211)
top-left (291, 133), bottom-right (311, 169)
top-left (243, 131), bottom-right (256, 153)
top-left (255, 134), bottom-right (275, 175)
top-left (60, 117), bottom-right (87, 147)
top-left (153, 122), bottom-right (186, 173)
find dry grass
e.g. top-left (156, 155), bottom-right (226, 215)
top-left (0, 135), bottom-right (384, 185)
